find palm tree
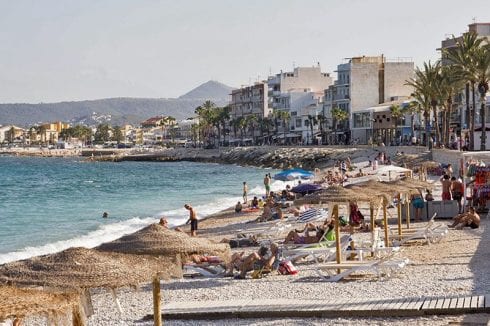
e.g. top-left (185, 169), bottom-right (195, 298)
top-left (237, 116), bottom-right (247, 143)
top-left (217, 106), bottom-right (230, 146)
top-left (331, 107), bottom-right (348, 145)
top-left (317, 113), bottom-right (326, 145)
top-left (406, 62), bottom-right (442, 147)
top-left (307, 114), bottom-right (317, 145)
top-left (474, 43), bottom-right (490, 150)
top-left (245, 115), bottom-right (258, 144)
top-left (389, 104), bottom-right (404, 145)
top-left (405, 100), bottom-right (421, 142)
top-left (443, 32), bottom-right (486, 150)
top-left (436, 65), bottom-right (465, 147)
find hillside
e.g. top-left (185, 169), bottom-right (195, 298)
top-left (179, 80), bottom-right (234, 100)
top-left (0, 81), bottom-right (234, 126)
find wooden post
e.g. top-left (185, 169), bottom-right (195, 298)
top-left (397, 194), bottom-right (402, 237)
top-left (333, 204), bottom-right (341, 273)
top-left (370, 204), bottom-right (375, 257)
top-left (406, 195), bottom-right (410, 230)
top-left (153, 276), bottom-right (162, 326)
top-left (383, 200), bottom-right (389, 247)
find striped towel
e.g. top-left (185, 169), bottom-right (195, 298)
top-left (298, 208), bottom-right (328, 223)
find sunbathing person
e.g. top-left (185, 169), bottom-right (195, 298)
top-left (449, 206), bottom-right (480, 229)
top-left (284, 220), bottom-right (334, 244)
top-left (231, 243), bottom-right (280, 279)
top-left (256, 203), bottom-right (273, 222)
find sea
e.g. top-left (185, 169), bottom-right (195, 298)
top-left (0, 156), bottom-right (284, 264)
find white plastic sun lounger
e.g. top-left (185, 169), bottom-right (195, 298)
top-left (183, 264), bottom-right (225, 278)
top-left (282, 234), bottom-right (352, 264)
top-left (306, 257), bottom-right (409, 282)
top-left (391, 218), bottom-right (448, 246)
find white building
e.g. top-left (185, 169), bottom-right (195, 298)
top-left (324, 55), bottom-right (414, 144)
top-left (268, 65), bottom-right (332, 144)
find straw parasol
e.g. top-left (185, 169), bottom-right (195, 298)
top-left (0, 286), bottom-right (78, 322)
top-left (0, 247), bottom-right (182, 290)
top-left (96, 224), bottom-right (231, 263)
top-left (293, 185), bottom-right (382, 206)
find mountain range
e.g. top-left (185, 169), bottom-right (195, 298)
top-left (0, 80), bottom-right (234, 127)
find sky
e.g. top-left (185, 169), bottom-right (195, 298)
top-left (0, 0), bottom-right (489, 103)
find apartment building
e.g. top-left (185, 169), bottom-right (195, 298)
top-left (324, 55), bottom-right (414, 144)
top-left (267, 65), bottom-right (332, 144)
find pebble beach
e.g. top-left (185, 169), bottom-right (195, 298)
top-left (88, 176), bottom-right (489, 325)
top-left (6, 148), bottom-right (490, 325)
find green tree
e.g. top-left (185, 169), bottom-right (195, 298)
top-left (94, 124), bottom-right (111, 144)
top-left (331, 107), bottom-right (348, 145)
top-left (406, 62), bottom-right (442, 147)
top-left (443, 32), bottom-right (486, 150)
top-left (389, 104), bottom-right (404, 144)
top-left (245, 115), bottom-right (258, 144)
top-left (317, 113), bottom-right (326, 145)
top-left (474, 43), bottom-right (490, 150)
top-left (307, 115), bottom-right (318, 145)
top-left (111, 126), bottom-right (124, 144)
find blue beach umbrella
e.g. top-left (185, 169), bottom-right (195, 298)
top-left (291, 183), bottom-right (323, 195)
top-left (273, 168), bottom-right (315, 181)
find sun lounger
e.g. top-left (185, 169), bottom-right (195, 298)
top-left (282, 234), bottom-right (352, 264)
top-left (391, 215), bottom-right (448, 246)
top-left (305, 256), bottom-right (409, 282)
top-left (351, 227), bottom-right (401, 260)
top-left (183, 263), bottom-right (225, 278)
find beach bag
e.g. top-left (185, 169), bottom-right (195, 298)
top-left (278, 260), bottom-right (298, 275)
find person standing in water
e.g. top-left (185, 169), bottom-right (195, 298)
top-left (264, 173), bottom-right (271, 197)
top-left (184, 204), bottom-right (198, 237)
top-left (242, 181), bottom-right (248, 205)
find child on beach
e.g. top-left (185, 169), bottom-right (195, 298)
top-left (184, 204), bottom-right (198, 237)
top-left (242, 181), bottom-right (248, 205)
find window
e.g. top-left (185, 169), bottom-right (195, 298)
top-left (296, 119), bottom-right (302, 128)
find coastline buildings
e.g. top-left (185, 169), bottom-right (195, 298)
top-left (324, 55), bottom-right (414, 144)
top-left (439, 22), bottom-right (490, 150)
top-left (229, 65), bottom-right (332, 144)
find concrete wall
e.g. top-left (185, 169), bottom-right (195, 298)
top-left (350, 63), bottom-right (380, 112)
top-left (384, 62), bottom-right (414, 102)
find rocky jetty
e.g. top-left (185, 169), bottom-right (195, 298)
top-left (112, 146), bottom-right (381, 169)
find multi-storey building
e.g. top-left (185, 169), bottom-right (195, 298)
top-left (324, 55), bottom-right (414, 144)
top-left (229, 82), bottom-right (269, 144)
top-left (268, 65), bottom-right (332, 144)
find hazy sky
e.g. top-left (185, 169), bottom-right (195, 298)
top-left (0, 0), bottom-right (489, 103)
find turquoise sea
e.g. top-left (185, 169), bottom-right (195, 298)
top-left (0, 156), bottom-right (282, 264)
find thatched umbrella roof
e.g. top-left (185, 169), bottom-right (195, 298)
top-left (347, 179), bottom-right (432, 197)
top-left (294, 185), bottom-right (384, 206)
top-left (0, 286), bottom-right (78, 321)
top-left (0, 247), bottom-right (182, 290)
top-left (96, 224), bottom-right (231, 263)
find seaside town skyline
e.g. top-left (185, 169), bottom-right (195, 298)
top-left (0, 0), bottom-right (489, 103)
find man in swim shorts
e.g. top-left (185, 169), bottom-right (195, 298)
top-left (184, 203), bottom-right (198, 237)
top-left (264, 173), bottom-right (271, 197)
